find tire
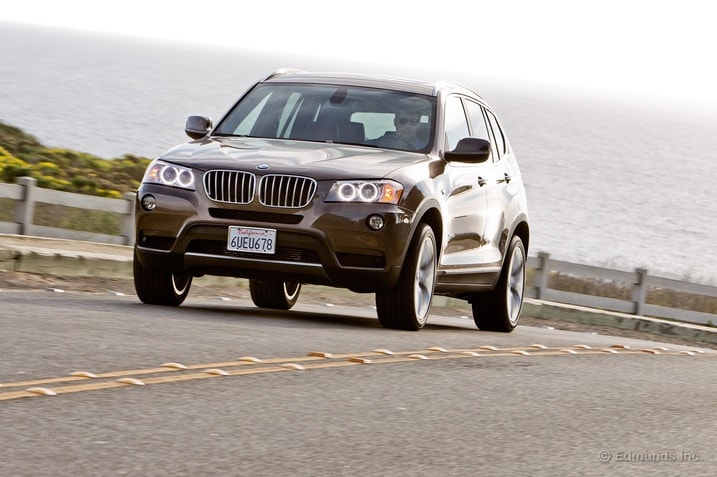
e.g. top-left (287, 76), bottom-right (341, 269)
top-left (133, 251), bottom-right (192, 306)
top-left (249, 280), bottom-right (301, 310)
top-left (375, 224), bottom-right (436, 330)
top-left (471, 236), bottom-right (526, 332)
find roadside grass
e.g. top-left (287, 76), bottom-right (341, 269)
top-left (0, 198), bottom-right (121, 235)
top-left (0, 198), bottom-right (11, 222)
top-left (34, 203), bottom-right (123, 235)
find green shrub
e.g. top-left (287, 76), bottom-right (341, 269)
top-left (0, 120), bottom-right (151, 197)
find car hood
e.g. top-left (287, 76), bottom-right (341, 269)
top-left (158, 137), bottom-right (426, 180)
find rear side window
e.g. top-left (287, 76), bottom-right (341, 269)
top-left (464, 99), bottom-right (494, 162)
top-left (485, 109), bottom-right (506, 159)
top-left (464, 100), bottom-right (491, 142)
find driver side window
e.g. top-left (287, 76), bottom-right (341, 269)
top-left (444, 96), bottom-right (470, 151)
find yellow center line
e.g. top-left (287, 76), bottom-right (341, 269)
top-left (0, 348), bottom-right (442, 390)
top-left (2, 345), bottom-right (711, 391)
top-left (1, 345), bottom-right (712, 401)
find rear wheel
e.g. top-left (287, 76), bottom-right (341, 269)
top-left (249, 280), bottom-right (301, 310)
top-left (376, 224), bottom-right (436, 331)
top-left (133, 251), bottom-right (192, 306)
top-left (471, 236), bottom-right (526, 332)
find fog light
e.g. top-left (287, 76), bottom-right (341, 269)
top-left (141, 194), bottom-right (156, 211)
top-left (366, 214), bottom-right (385, 231)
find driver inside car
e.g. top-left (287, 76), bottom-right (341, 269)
top-left (378, 97), bottom-right (429, 150)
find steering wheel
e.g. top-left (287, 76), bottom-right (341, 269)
top-left (380, 135), bottom-right (414, 150)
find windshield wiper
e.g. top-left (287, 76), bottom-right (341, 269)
top-left (213, 133), bottom-right (251, 138)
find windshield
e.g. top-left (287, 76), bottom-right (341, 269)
top-left (214, 83), bottom-right (436, 153)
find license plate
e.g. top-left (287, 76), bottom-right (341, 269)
top-left (227, 226), bottom-right (276, 254)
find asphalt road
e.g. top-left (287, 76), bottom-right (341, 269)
top-left (1, 287), bottom-right (715, 476)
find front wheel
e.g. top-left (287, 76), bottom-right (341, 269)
top-left (249, 280), bottom-right (301, 310)
top-left (376, 224), bottom-right (436, 330)
top-left (471, 236), bottom-right (526, 332)
top-left (133, 251), bottom-right (192, 306)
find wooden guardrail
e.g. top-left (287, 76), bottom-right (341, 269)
top-left (1, 178), bottom-right (716, 326)
top-left (526, 252), bottom-right (717, 326)
top-left (0, 177), bottom-right (135, 245)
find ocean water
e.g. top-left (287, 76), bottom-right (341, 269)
top-left (2, 22), bottom-right (717, 284)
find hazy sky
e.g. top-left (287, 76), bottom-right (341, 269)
top-left (2, 0), bottom-right (714, 102)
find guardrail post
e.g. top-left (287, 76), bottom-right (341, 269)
top-left (122, 192), bottom-right (136, 246)
top-left (13, 176), bottom-right (37, 236)
top-left (632, 267), bottom-right (648, 315)
top-left (535, 251), bottom-right (551, 300)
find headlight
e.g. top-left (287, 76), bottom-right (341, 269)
top-left (325, 180), bottom-right (403, 204)
top-left (142, 160), bottom-right (195, 190)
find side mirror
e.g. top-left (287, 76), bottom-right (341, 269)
top-left (185, 115), bottom-right (212, 140)
top-left (444, 137), bottom-right (491, 163)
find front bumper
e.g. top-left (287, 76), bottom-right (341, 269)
top-left (134, 186), bottom-right (415, 292)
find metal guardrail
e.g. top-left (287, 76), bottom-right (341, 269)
top-left (1, 178), bottom-right (716, 326)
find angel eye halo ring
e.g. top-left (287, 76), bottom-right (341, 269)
top-left (326, 180), bottom-right (402, 204)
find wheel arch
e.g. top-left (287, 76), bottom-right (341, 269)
top-left (416, 205), bottom-right (443, 257)
top-left (512, 219), bottom-right (530, 254)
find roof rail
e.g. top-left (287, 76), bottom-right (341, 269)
top-left (432, 80), bottom-right (484, 100)
top-left (262, 68), bottom-right (305, 81)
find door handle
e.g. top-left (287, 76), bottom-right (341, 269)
top-left (498, 173), bottom-right (511, 184)
top-left (477, 176), bottom-right (487, 187)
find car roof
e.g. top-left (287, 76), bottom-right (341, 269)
top-left (261, 69), bottom-right (480, 99)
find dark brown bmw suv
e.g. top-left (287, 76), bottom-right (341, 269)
top-left (133, 69), bottom-right (530, 331)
